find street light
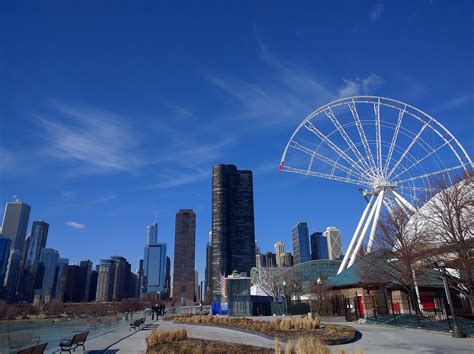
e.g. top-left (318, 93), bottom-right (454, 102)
top-left (316, 277), bottom-right (323, 315)
top-left (282, 281), bottom-right (288, 316)
top-left (434, 262), bottom-right (466, 338)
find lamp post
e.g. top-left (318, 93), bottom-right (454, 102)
top-left (434, 262), bottom-right (466, 338)
top-left (283, 281), bottom-right (288, 316)
top-left (316, 277), bottom-right (323, 315)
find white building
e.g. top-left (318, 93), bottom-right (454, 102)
top-left (274, 240), bottom-right (285, 267)
top-left (324, 226), bottom-right (342, 260)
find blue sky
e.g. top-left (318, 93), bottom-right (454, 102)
top-left (1, 1), bottom-right (473, 283)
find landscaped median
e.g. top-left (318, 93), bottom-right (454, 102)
top-left (162, 314), bottom-right (356, 345)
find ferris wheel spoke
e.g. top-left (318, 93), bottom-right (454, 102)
top-left (395, 163), bottom-right (469, 184)
top-left (303, 121), bottom-right (369, 177)
top-left (383, 106), bottom-right (405, 176)
top-left (289, 140), bottom-right (367, 180)
top-left (386, 121), bottom-right (431, 179)
top-left (348, 100), bottom-right (377, 171)
top-left (374, 100), bottom-right (383, 174)
top-left (391, 139), bottom-right (453, 180)
top-left (282, 165), bottom-right (366, 185)
top-left (324, 107), bottom-right (372, 172)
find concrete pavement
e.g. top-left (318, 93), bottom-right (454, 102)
top-left (77, 317), bottom-right (473, 354)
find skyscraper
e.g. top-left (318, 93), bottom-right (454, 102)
top-left (205, 232), bottom-right (212, 303)
top-left (20, 221), bottom-right (49, 302)
top-left (53, 257), bottom-right (69, 301)
top-left (281, 252), bottom-right (294, 267)
top-left (63, 265), bottom-right (82, 302)
top-left (164, 256), bottom-right (171, 300)
top-left (96, 259), bottom-right (116, 302)
top-left (324, 227), bottom-right (342, 260)
top-left (143, 243), bottom-right (167, 294)
top-left (0, 236), bottom-right (11, 286)
top-left (146, 222), bottom-right (158, 245)
top-left (292, 222), bottom-right (310, 265)
top-left (111, 256), bottom-right (130, 301)
top-left (79, 260), bottom-right (93, 302)
top-left (211, 164), bottom-right (256, 297)
top-left (310, 232), bottom-right (329, 260)
top-left (274, 241), bottom-right (285, 267)
top-left (143, 221), bottom-right (167, 295)
top-left (3, 250), bottom-right (21, 302)
top-left (173, 209), bottom-right (196, 306)
top-left (1, 201), bottom-right (31, 252)
top-left (39, 248), bottom-right (59, 301)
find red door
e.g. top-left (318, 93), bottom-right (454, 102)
top-left (357, 296), bottom-right (365, 318)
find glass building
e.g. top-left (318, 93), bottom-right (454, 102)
top-left (0, 236), bottom-right (11, 285)
top-left (291, 222), bottom-right (310, 264)
top-left (310, 232), bottom-right (329, 260)
top-left (1, 201), bottom-right (31, 253)
top-left (143, 243), bottom-right (167, 293)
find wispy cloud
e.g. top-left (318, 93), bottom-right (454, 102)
top-left (205, 42), bottom-right (336, 128)
top-left (369, 2), bottom-right (384, 21)
top-left (338, 74), bottom-right (384, 97)
top-left (146, 167), bottom-right (210, 189)
top-left (35, 101), bottom-right (143, 173)
top-left (431, 94), bottom-right (473, 112)
top-left (66, 220), bottom-right (85, 229)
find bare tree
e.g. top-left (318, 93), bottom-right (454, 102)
top-left (366, 206), bottom-right (431, 314)
top-left (421, 173), bottom-right (474, 311)
top-left (253, 266), bottom-right (282, 299)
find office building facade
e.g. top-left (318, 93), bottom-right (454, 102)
top-left (146, 222), bottom-right (158, 245)
top-left (173, 209), bottom-right (196, 306)
top-left (143, 243), bottom-right (167, 293)
top-left (310, 232), bottom-right (329, 260)
top-left (274, 241), bottom-right (285, 267)
top-left (1, 201), bottom-right (31, 252)
top-left (211, 164), bottom-right (256, 297)
top-left (291, 222), bottom-right (310, 265)
top-left (324, 227), bottom-right (342, 260)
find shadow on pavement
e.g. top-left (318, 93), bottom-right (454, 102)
top-left (86, 350), bottom-right (119, 353)
top-left (346, 330), bottom-right (363, 344)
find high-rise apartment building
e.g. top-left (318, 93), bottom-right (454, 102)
top-left (292, 222), bottom-right (310, 265)
top-left (111, 256), bottom-right (130, 301)
top-left (96, 259), bottom-right (116, 302)
top-left (281, 252), bottom-right (294, 267)
top-left (274, 241), bottom-right (285, 267)
top-left (173, 209), bottom-right (196, 306)
top-left (324, 227), bottom-right (342, 260)
top-left (1, 201), bottom-right (31, 252)
top-left (310, 232), bottom-right (329, 260)
top-left (88, 270), bottom-right (98, 302)
top-left (211, 164), bottom-right (256, 297)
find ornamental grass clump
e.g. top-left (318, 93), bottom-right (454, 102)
top-left (146, 328), bottom-right (187, 348)
top-left (275, 316), bottom-right (320, 331)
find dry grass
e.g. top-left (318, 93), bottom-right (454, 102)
top-left (276, 337), bottom-right (364, 354)
top-left (165, 314), bottom-right (355, 344)
top-left (146, 328), bottom-right (187, 348)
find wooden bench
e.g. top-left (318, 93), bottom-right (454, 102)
top-left (17, 343), bottom-right (47, 354)
top-left (129, 317), bottom-right (146, 330)
top-left (59, 331), bottom-right (89, 353)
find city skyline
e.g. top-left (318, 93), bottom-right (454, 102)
top-left (1, 1), bottom-right (473, 287)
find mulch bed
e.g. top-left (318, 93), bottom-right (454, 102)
top-left (147, 338), bottom-right (273, 353)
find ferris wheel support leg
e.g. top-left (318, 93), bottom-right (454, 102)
top-left (367, 190), bottom-right (385, 254)
top-left (337, 195), bottom-right (375, 274)
top-left (348, 193), bottom-right (383, 268)
top-left (392, 190), bottom-right (416, 213)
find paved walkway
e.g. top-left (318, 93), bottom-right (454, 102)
top-left (80, 318), bottom-right (473, 354)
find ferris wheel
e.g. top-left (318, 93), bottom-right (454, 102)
top-left (279, 96), bottom-right (472, 274)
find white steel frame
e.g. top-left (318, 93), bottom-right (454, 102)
top-left (279, 96), bottom-right (472, 274)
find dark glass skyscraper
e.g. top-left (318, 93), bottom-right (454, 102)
top-left (310, 232), bottom-right (329, 260)
top-left (1, 201), bottom-right (31, 252)
top-left (292, 222), bottom-right (310, 265)
top-left (173, 209), bottom-right (196, 306)
top-left (211, 164), bottom-right (256, 297)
